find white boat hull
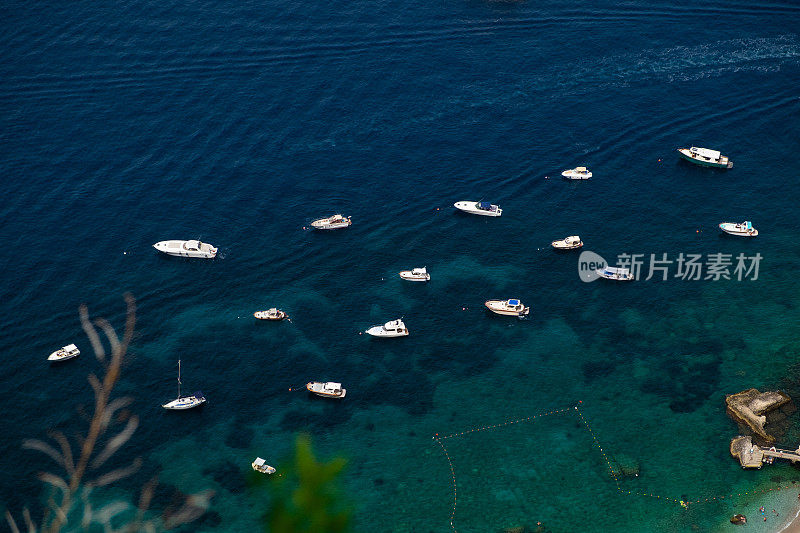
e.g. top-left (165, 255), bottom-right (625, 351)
top-left (719, 223), bottom-right (758, 237)
top-left (561, 170), bottom-right (592, 180)
top-left (677, 147), bottom-right (733, 169)
top-left (484, 300), bottom-right (530, 316)
top-left (254, 309), bottom-right (286, 320)
top-left (596, 269), bottom-right (634, 281)
top-left (453, 201), bottom-right (502, 217)
top-left (310, 215), bottom-right (352, 230)
top-left (153, 240), bottom-right (217, 258)
top-left (399, 270), bottom-right (430, 281)
top-left (551, 236), bottom-right (583, 250)
top-left (252, 462), bottom-right (276, 475)
top-left (162, 396), bottom-right (206, 410)
top-left (366, 327), bottom-right (409, 337)
top-left (306, 382), bottom-right (346, 398)
top-left (48, 344), bottom-right (80, 362)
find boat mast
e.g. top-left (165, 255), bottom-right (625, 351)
top-left (177, 359), bottom-right (182, 399)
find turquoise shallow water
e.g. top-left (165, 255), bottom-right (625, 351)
top-left (2, 0), bottom-right (800, 531)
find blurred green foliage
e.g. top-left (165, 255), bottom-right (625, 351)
top-left (259, 434), bottom-right (352, 533)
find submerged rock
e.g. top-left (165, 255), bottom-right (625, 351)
top-left (725, 388), bottom-right (791, 444)
top-left (730, 513), bottom-right (747, 525)
top-left (610, 454), bottom-right (640, 477)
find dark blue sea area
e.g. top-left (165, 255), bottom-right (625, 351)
top-left (2, 0), bottom-right (800, 531)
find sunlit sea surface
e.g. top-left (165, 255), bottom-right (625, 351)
top-left (2, 0), bottom-right (800, 531)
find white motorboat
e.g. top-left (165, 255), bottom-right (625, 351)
top-left (399, 267), bottom-right (430, 281)
top-left (162, 360), bottom-right (207, 410)
top-left (47, 344), bottom-right (80, 362)
top-left (306, 381), bottom-right (346, 398)
top-left (366, 319), bottom-right (409, 337)
top-left (677, 147), bottom-right (733, 169)
top-left (153, 240), bottom-right (217, 259)
top-left (561, 167), bottom-right (592, 180)
top-left (596, 266), bottom-right (635, 281)
top-left (254, 308), bottom-right (287, 320)
top-left (551, 236), bottom-right (583, 250)
top-left (310, 214), bottom-right (351, 230)
top-left (719, 221), bottom-right (758, 237)
top-left (484, 299), bottom-right (530, 317)
top-left (252, 457), bottom-right (276, 475)
top-left (453, 201), bottom-right (502, 217)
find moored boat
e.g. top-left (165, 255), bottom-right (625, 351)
top-left (310, 214), bottom-right (351, 230)
top-left (719, 221), bottom-right (758, 237)
top-left (399, 267), bottom-right (430, 281)
top-left (677, 147), bottom-right (733, 169)
top-left (366, 318), bottom-right (409, 337)
top-left (596, 266), bottom-right (635, 281)
top-left (561, 166), bottom-right (592, 180)
top-left (254, 308), bottom-right (287, 320)
top-left (551, 236), bottom-right (583, 250)
top-left (252, 457), bottom-right (276, 475)
top-left (306, 381), bottom-right (346, 398)
top-left (484, 299), bottom-right (530, 317)
top-left (47, 344), bottom-right (80, 362)
top-left (153, 240), bottom-right (217, 258)
top-left (453, 201), bottom-right (502, 217)
top-left (162, 360), bottom-right (207, 410)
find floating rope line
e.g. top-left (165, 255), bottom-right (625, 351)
top-left (437, 406), bottom-right (574, 440)
top-left (432, 404), bottom-right (580, 532)
top-left (433, 435), bottom-right (458, 531)
top-left (432, 402), bottom-right (800, 531)
top-left (575, 404), bottom-right (621, 491)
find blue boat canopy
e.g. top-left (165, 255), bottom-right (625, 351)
top-left (508, 299), bottom-right (520, 306)
top-left (745, 221), bottom-right (752, 230)
top-left (478, 202), bottom-right (492, 210)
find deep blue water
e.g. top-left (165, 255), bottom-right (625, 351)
top-left (2, 0), bottom-right (800, 531)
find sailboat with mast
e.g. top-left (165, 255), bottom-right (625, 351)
top-left (162, 359), bottom-right (206, 410)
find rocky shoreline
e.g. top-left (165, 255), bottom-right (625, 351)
top-left (726, 388), bottom-right (793, 445)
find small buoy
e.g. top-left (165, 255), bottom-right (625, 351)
top-left (658, 159), bottom-right (662, 162)
top-left (123, 251), bottom-right (127, 255)
top-left (545, 176), bottom-right (549, 179)
top-left (696, 229), bottom-right (700, 233)
top-left (436, 207), bottom-right (440, 211)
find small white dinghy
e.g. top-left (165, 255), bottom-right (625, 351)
top-left (561, 167), bottom-right (592, 180)
top-left (254, 308), bottom-right (287, 321)
top-left (453, 201), bottom-right (502, 217)
top-left (306, 381), bottom-right (346, 398)
top-left (252, 457), bottom-right (276, 475)
top-left (484, 299), bottom-right (530, 317)
top-left (48, 344), bottom-right (80, 362)
top-left (310, 214), bottom-right (352, 230)
top-left (551, 236), bottom-right (583, 250)
top-left (719, 221), bottom-right (758, 237)
top-left (596, 266), bottom-right (635, 281)
top-left (366, 318), bottom-right (409, 337)
top-left (399, 267), bottom-right (430, 281)
top-left (153, 240), bottom-right (217, 258)
top-left (162, 360), bottom-right (207, 410)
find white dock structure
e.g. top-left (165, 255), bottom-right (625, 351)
top-left (731, 436), bottom-right (800, 469)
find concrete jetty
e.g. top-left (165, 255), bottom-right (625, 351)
top-left (731, 435), bottom-right (800, 469)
